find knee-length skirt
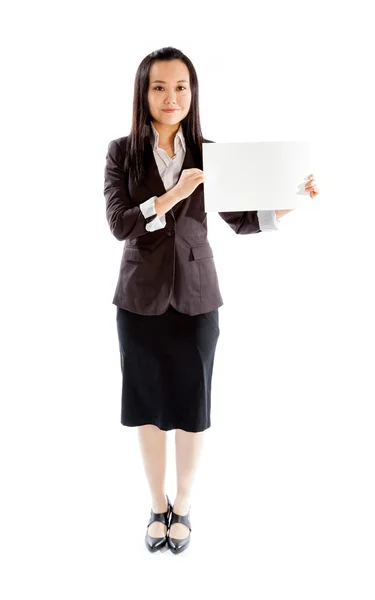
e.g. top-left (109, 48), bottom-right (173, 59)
top-left (116, 303), bottom-right (220, 432)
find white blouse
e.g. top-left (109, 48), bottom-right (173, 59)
top-left (139, 121), bottom-right (280, 232)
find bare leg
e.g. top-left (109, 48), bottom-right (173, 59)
top-left (170, 428), bottom-right (205, 539)
top-left (138, 424), bottom-right (168, 538)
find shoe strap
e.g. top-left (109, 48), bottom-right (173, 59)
top-left (147, 508), bottom-right (169, 527)
top-left (170, 510), bottom-right (192, 531)
top-left (147, 496), bottom-right (172, 528)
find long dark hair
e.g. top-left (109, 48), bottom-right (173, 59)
top-left (125, 46), bottom-right (204, 187)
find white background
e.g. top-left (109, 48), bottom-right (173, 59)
top-left (1, 1), bottom-right (374, 598)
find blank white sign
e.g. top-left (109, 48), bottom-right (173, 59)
top-left (202, 141), bottom-right (310, 211)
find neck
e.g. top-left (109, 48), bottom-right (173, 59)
top-left (151, 120), bottom-right (180, 147)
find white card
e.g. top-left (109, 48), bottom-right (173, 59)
top-left (202, 141), bottom-right (310, 211)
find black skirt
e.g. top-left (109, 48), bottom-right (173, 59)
top-left (115, 303), bottom-right (220, 432)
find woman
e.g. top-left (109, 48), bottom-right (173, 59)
top-left (103, 46), bottom-right (319, 555)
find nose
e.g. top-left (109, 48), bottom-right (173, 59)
top-left (165, 92), bottom-right (177, 105)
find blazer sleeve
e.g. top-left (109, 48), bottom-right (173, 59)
top-left (104, 139), bottom-right (158, 241)
top-left (218, 210), bottom-right (261, 234)
top-left (218, 209), bottom-right (280, 234)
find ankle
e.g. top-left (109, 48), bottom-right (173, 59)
top-left (151, 493), bottom-right (168, 513)
top-left (172, 495), bottom-right (191, 514)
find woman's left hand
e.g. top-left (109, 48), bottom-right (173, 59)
top-left (305, 173), bottom-right (319, 198)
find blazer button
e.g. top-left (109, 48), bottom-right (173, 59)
top-left (166, 228), bottom-right (175, 236)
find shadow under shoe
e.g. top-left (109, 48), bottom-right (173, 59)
top-left (145, 495), bottom-right (172, 552)
top-left (167, 508), bottom-right (192, 554)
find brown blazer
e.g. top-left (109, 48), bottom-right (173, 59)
top-left (104, 135), bottom-right (262, 316)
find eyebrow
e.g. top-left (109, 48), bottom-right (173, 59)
top-left (151, 80), bottom-right (188, 84)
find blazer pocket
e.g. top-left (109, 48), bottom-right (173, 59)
top-left (191, 243), bottom-right (214, 261)
top-left (124, 247), bottom-right (150, 262)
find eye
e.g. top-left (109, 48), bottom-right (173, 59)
top-left (154, 86), bottom-right (186, 91)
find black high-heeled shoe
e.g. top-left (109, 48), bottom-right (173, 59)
top-left (167, 506), bottom-right (192, 554)
top-left (145, 494), bottom-right (172, 552)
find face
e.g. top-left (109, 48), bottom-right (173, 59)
top-left (148, 59), bottom-right (192, 128)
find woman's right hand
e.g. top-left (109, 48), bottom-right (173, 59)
top-left (174, 168), bottom-right (206, 201)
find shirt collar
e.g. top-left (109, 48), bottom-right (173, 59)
top-left (150, 120), bottom-right (186, 154)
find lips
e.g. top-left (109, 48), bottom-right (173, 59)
top-left (162, 109), bottom-right (178, 112)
